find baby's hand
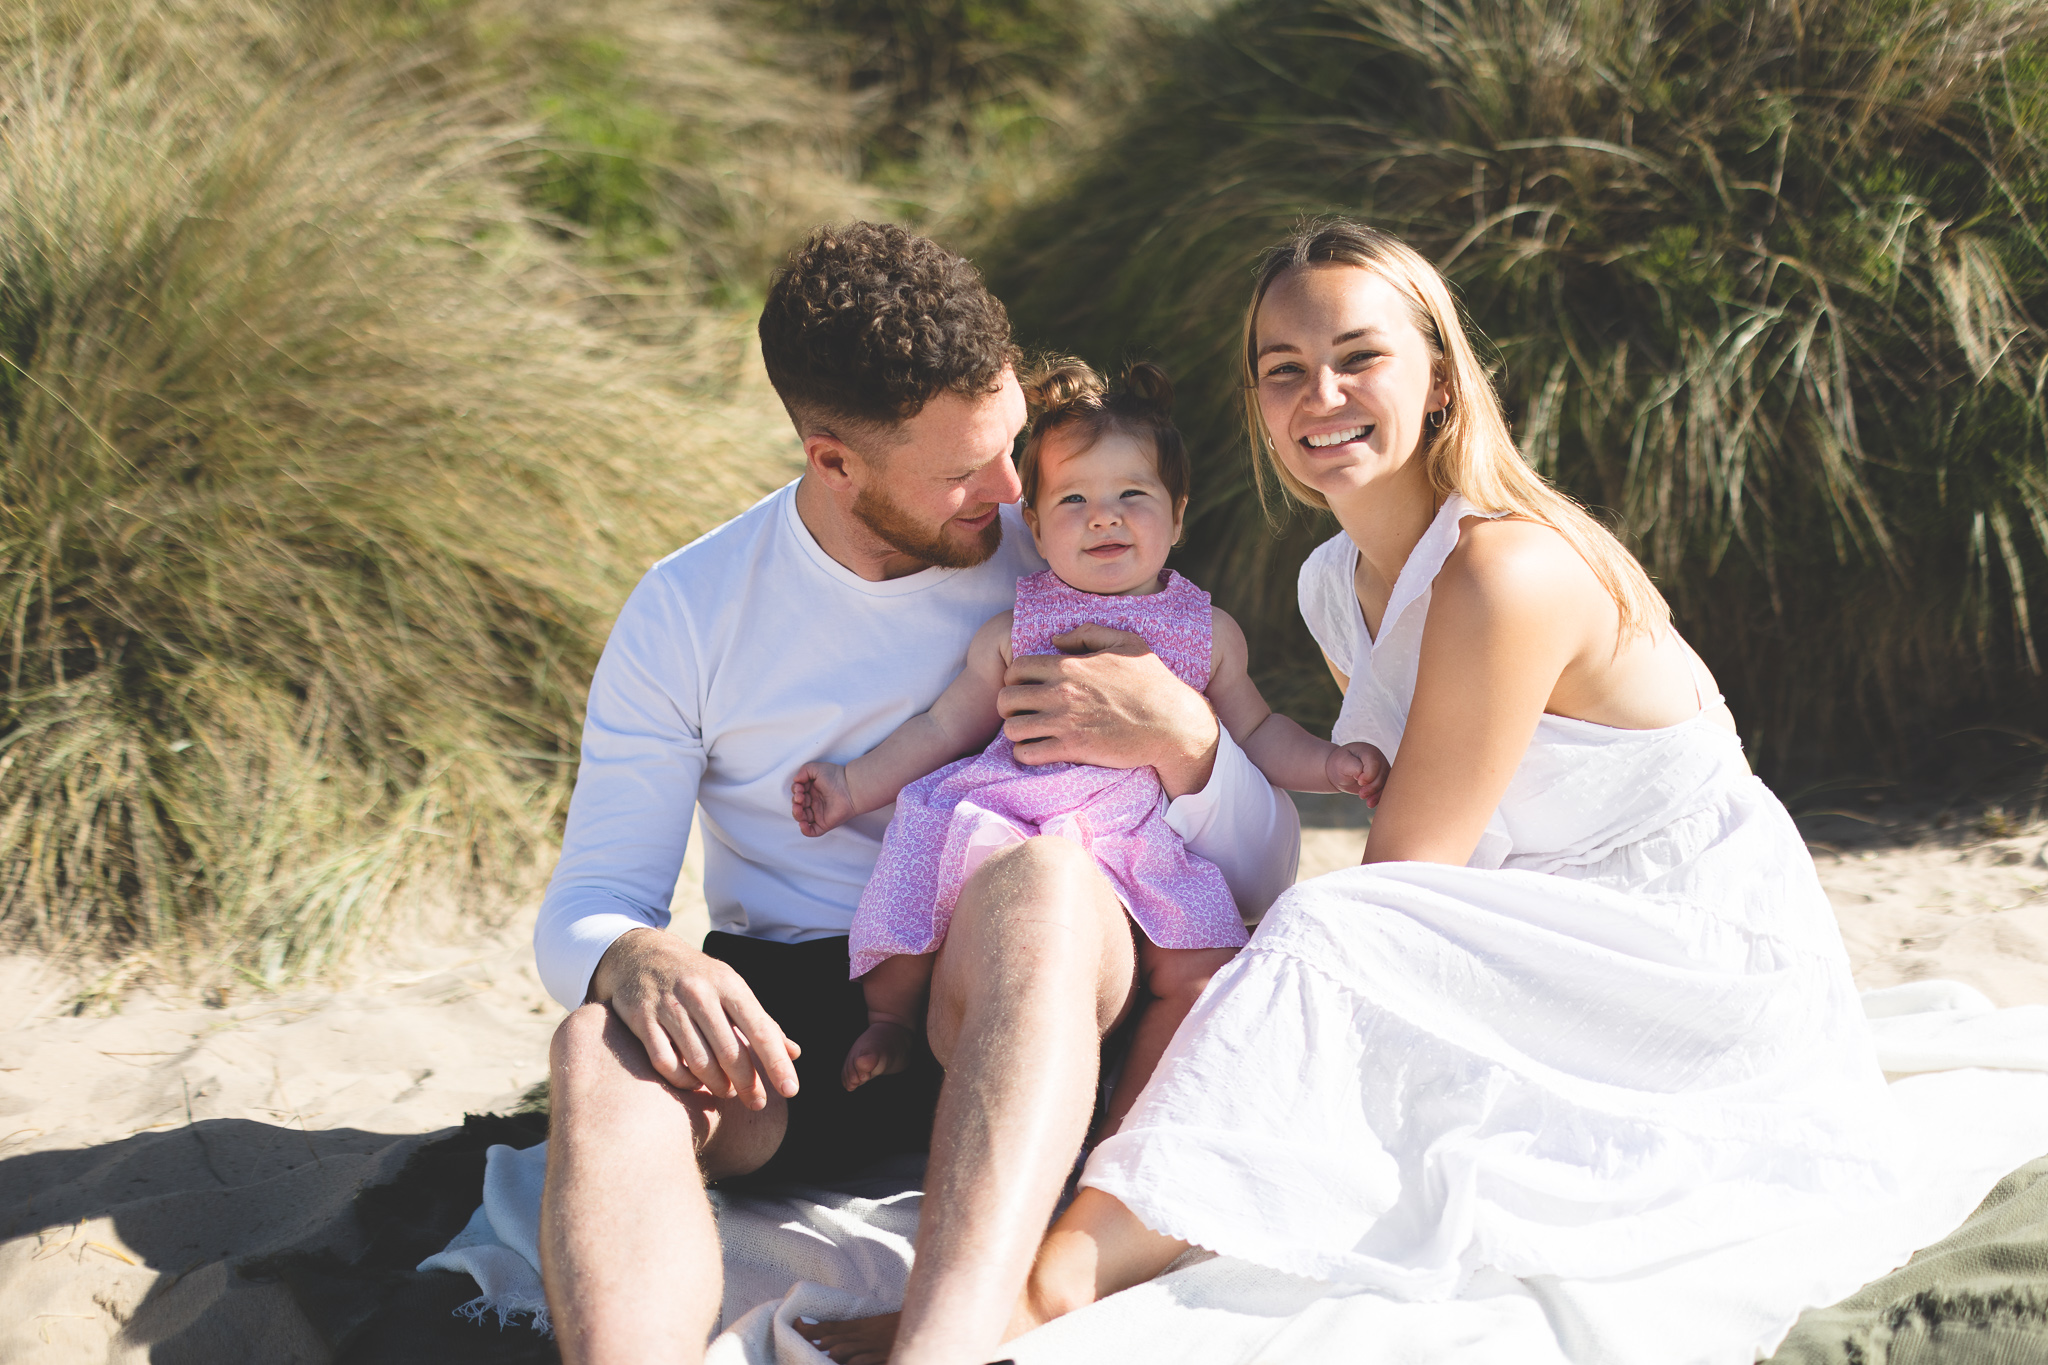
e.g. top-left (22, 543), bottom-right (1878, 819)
top-left (842, 1020), bottom-right (916, 1091)
top-left (791, 761), bottom-right (856, 837)
top-left (1326, 741), bottom-right (1390, 807)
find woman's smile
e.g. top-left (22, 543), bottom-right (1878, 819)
top-left (1253, 265), bottom-right (1447, 507)
top-left (1302, 424), bottom-right (1374, 452)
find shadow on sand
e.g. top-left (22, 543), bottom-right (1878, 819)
top-left (0, 1111), bottom-right (550, 1364)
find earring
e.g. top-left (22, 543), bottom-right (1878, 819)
top-left (1426, 406), bottom-right (1448, 430)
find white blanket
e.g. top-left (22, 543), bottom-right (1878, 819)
top-left (423, 983), bottom-right (2048, 1363)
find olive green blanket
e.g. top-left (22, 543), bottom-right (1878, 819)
top-left (1769, 1153), bottom-right (2048, 1364)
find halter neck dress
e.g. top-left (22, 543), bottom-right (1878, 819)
top-left (1080, 496), bottom-right (1898, 1310)
top-left (847, 568), bottom-right (1249, 979)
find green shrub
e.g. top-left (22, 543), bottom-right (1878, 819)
top-left (775, 0), bottom-right (1100, 162)
top-left (0, 1), bottom-right (789, 980)
top-left (989, 0), bottom-right (2048, 774)
top-left (489, 1), bottom-right (876, 311)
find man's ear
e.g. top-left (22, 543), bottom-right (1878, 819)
top-left (803, 430), bottom-right (861, 491)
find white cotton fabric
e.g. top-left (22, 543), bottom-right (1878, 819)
top-left (531, 480), bottom-right (1300, 1009)
top-left (421, 1141), bottom-right (928, 1340)
top-left (435, 1014), bottom-right (2048, 1364)
top-left (420, 1143), bottom-right (553, 1330)
top-left (1862, 979), bottom-right (2048, 1073)
top-left (1081, 495), bottom-right (1904, 1302)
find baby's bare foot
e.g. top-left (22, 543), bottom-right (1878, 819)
top-left (798, 1310), bottom-right (899, 1365)
top-left (841, 1021), bottom-right (916, 1091)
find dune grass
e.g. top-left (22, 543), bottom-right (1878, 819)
top-left (30, 0), bottom-right (2042, 981)
top-left (0, 0), bottom-right (1188, 983)
top-left (988, 0), bottom-right (2048, 775)
top-left (0, 0), bottom-right (799, 983)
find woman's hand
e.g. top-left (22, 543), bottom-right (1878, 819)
top-left (999, 624), bottom-right (1220, 798)
top-left (1327, 741), bottom-right (1390, 807)
top-left (791, 760), bottom-right (856, 837)
top-left (589, 928), bottom-right (802, 1106)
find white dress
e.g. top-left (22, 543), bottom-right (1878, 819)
top-left (1080, 495), bottom-right (1900, 1301)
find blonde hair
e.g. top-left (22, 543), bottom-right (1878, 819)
top-left (1243, 219), bottom-right (1670, 641)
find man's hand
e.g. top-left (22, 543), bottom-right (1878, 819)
top-left (792, 760), bottom-right (856, 837)
top-left (998, 624), bottom-right (1220, 798)
top-left (589, 928), bottom-right (801, 1107)
top-left (1327, 740), bottom-right (1390, 807)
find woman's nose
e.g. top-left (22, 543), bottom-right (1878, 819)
top-left (1307, 365), bottom-right (1345, 411)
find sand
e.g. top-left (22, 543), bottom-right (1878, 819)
top-left (6, 802), bottom-right (2048, 1360)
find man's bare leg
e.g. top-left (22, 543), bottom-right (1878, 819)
top-left (888, 835), bottom-right (1136, 1365)
top-left (810, 1119), bottom-right (1196, 1360)
top-left (541, 1003), bottom-right (786, 1365)
top-left (800, 837), bottom-right (1137, 1365)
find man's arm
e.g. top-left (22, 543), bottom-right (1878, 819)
top-left (1163, 725), bottom-right (1300, 915)
top-left (997, 624), bottom-right (1300, 916)
top-left (535, 569), bottom-right (798, 1107)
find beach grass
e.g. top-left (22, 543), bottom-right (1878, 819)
top-left (988, 0), bottom-right (2048, 775)
top-left (0, 0), bottom-right (1183, 982)
top-left (0, 0), bottom-right (802, 982)
top-left (14, 0), bottom-right (2047, 980)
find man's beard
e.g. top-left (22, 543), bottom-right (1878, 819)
top-left (852, 484), bottom-right (1004, 569)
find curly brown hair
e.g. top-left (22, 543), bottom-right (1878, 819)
top-left (758, 222), bottom-right (1021, 434)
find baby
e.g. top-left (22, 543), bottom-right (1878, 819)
top-left (790, 359), bottom-right (1388, 1137)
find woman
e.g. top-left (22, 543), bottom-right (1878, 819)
top-left (1004, 221), bottom-right (1898, 1342)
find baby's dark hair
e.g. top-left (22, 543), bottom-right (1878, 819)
top-left (1018, 358), bottom-right (1190, 517)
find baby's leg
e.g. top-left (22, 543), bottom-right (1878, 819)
top-left (1098, 941), bottom-right (1239, 1139)
top-left (844, 951), bottom-right (935, 1091)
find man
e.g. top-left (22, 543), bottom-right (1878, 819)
top-left (536, 222), bottom-right (1298, 1365)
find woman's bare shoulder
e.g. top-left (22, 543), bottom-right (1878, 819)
top-left (1436, 516), bottom-right (1606, 618)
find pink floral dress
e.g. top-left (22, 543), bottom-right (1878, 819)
top-left (846, 569), bottom-right (1250, 978)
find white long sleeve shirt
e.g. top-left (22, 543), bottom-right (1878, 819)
top-left (533, 481), bottom-right (1302, 1010)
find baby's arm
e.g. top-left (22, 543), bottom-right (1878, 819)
top-left (792, 612), bottom-right (1013, 837)
top-left (1205, 608), bottom-right (1389, 803)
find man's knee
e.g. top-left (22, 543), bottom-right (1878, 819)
top-left (983, 833), bottom-right (1097, 880)
top-left (946, 837), bottom-right (1129, 974)
top-left (930, 838), bottom-right (1134, 1055)
top-left (959, 836), bottom-right (1115, 929)
top-left (549, 1004), bottom-right (724, 1156)
top-left (553, 1002), bottom-right (627, 1081)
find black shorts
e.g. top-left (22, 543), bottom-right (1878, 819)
top-left (702, 930), bottom-right (944, 1187)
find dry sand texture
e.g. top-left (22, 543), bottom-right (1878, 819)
top-left (5, 803), bottom-right (2048, 1360)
